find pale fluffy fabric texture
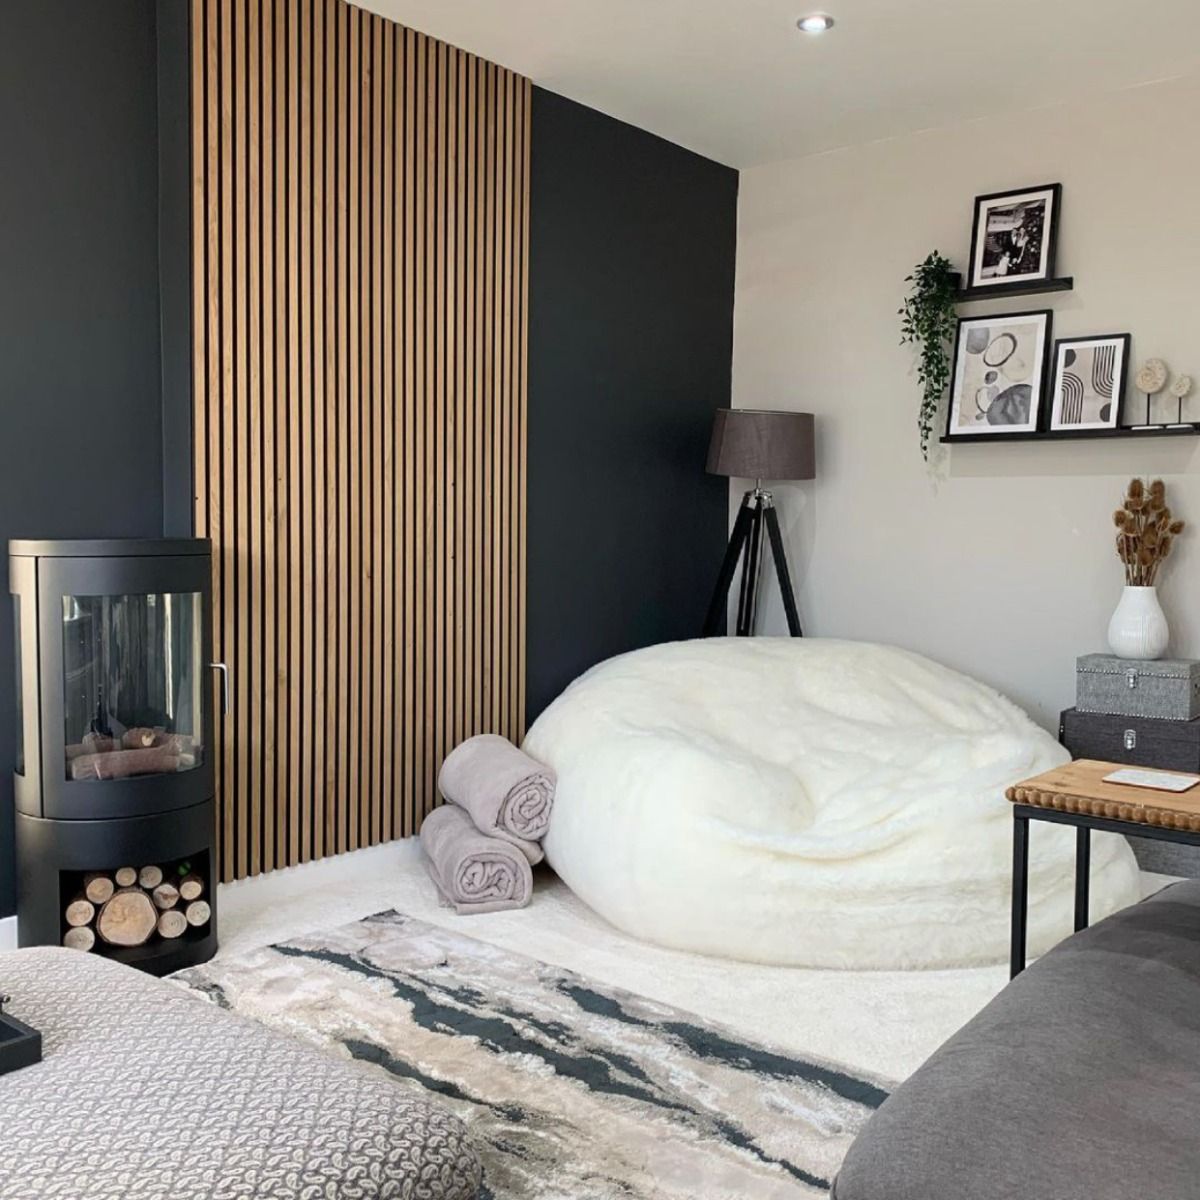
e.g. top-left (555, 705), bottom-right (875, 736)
top-left (523, 638), bottom-right (1140, 970)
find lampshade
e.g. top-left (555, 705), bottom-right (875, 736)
top-left (705, 409), bottom-right (815, 481)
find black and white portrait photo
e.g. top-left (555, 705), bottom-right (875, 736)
top-left (945, 310), bottom-right (1052, 439)
top-left (968, 184), bottom-right (1061, 289)
top-left (1048, 334), bottom-right (1130, 432)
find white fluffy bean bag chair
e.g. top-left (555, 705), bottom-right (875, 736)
top-left (523, 638), bottom-right (1140, 969)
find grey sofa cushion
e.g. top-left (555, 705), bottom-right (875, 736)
top-left (833, 880), bottom-right (1200, 1200)
top-left (0, 947), bottom-right (481, 1200)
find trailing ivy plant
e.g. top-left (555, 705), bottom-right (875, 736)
top-left (899, 252), bottom-right (958, 461)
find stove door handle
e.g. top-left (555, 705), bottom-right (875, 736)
top-left (209, 661), bottom-right (229, 716)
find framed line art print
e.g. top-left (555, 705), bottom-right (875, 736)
top-left (968, 184), bottom-right (1061, 290)
top-left (945, 310), bottom-right (1053, 439)
top-left (1048, 335), bottom-right (1130, 433)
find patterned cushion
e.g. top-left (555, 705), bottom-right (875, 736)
top-left (0, 947), bottom-right (481, 1199)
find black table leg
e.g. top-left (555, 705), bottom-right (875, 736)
top-left (1074, 827), bottom-right (1091, 932)
top-left (1011, 813), bottom-right (1030, 979)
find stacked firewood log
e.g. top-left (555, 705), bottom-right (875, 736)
top-left (62, 861), bottom-right (209, 952)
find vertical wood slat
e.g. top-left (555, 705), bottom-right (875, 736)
top-left (286, 0), bottom-right (302, 870)
top-left (234, 0), bottom-right (249, 888)
top-left (381, 22), bottom-right (395, 846)
top-left (192, 0), bottom-right (529, 883)
top-left (413, 31), bottom-right (427, 853)
top-left (401, 26), bottom-right (416, 845)
top-left (311, 0), bottom-right (327, 863)
top-left (353, 7), bottom-right (366, 856)
top-left (260, 0), bottom-right (276, 874)
top-left (367, 14), bottom-right (381, 849)
top-left (346, 2), bottom-right (361, 855)
top-left (246, 0), bottom-right (262, 878)
top-left (218, 0), bottom-right (235, 882)
top-left (451, 48), bottom-right (465, 771)
top-left (335, 0), bottom-right (350, 857)
top-left (322, 0), bottom-right (337, 860)
top-left (272, 0), bottom-right (288, 870)
top-left (298, 0), bottom-right (313, 865)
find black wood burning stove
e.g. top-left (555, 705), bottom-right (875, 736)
top-left (10, 539), bottom-right (219, 974)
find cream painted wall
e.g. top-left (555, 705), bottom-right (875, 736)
top-left (732, 74), bottom-right (1200, 731)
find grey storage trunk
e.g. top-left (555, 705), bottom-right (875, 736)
top-left (1076, 653), bottom-right (1200, 720)
top-left (1060, 707), bottom-right (1200, 877)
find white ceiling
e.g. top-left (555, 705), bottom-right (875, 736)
top-left (357, 0), bottom-right (1200, 167)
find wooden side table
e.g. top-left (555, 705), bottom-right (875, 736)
top-left (1006, 758), bottom-right (1200, 979)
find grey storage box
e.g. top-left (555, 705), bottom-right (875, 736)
top-left (1076, 653), bottom-right (1200, 720)
top-left (1060, 706), bottom-right (1200, 878)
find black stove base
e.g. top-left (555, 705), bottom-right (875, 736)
top-left (16, 797), bottom-right (217, 975)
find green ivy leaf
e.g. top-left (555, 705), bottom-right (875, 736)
top-left (899, 251), bottom-right (957, 461)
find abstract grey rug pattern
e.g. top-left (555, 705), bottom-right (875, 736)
top-left (176, 911), bottom-right (889, 1198)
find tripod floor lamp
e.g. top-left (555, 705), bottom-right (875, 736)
top-left (703, 409), bottom-right (815, 638)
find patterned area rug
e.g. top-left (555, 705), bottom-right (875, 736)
top-left (175, 911), bottom-right (889, 1198)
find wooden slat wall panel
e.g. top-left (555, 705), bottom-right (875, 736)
top-left (192, 0), bottom-right (529, 882)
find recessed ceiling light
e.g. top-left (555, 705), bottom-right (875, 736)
top-left (797, 13), bottom-right (835, 33)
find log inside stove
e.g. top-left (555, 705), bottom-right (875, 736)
top-left (65, 729), bottom-right (200, 780)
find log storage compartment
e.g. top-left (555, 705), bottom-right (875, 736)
top-left (11, 540), bottom-right (218, 976)
top-left (57, 851), bottom-right (212, 966)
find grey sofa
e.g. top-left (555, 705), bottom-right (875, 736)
top-left (0, 947), bottom-right (481, 1199)
top-left (834, 880), bottom-right (1200, 1200)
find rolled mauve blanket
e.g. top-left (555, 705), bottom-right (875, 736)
top-left (437, 734), bottom-right (556, 844)
top-left (420, 804), bottom-right (533, 915)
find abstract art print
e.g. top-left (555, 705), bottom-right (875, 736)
top-left (968, 184), bottom-right (1061, 289)
top-left (1049, 334), bottom-right (1130, 432)
top-left (945, 310), bottom-right (1052, 438)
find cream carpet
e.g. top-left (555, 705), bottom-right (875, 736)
top-left (215, 838), bottom-right (1170, 1083)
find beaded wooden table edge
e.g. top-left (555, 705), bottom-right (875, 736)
top-left (1006, 759), bottom-right (1200, 832)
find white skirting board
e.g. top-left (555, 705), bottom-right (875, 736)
top-left (0, 915), bottom-right (16, 952)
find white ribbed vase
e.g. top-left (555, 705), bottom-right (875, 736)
top-left (1107, 585), bottom-right (1169, 660)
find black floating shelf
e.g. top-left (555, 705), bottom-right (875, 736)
top-left (948, 272), bottom-right (1074, 303)
top-left (941, 424), bottom-right (1200, 445)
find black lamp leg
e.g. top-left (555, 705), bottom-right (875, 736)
top-left (704, 490), bottom-right (805, 639)
top-left (764, 502), bottom-right (802, 637)
top-left (703, 500), bottom-right (754, 636)
top-left (736, 499), bottom-right (765, 636)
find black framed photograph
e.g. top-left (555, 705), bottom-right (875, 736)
top-left (945, 310), bottom-right (1053, 439)
top-left (968, 184), bottom-right (1061, 289)
top-left (1048, 334), bottom-right (1130, 433)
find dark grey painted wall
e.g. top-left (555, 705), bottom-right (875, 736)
top-left (158, 0), bottom-right (197, 537)
top-left (525, 88), bottom-right (738, 724)
top-left (0, 1), bottom-right (176, 917)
